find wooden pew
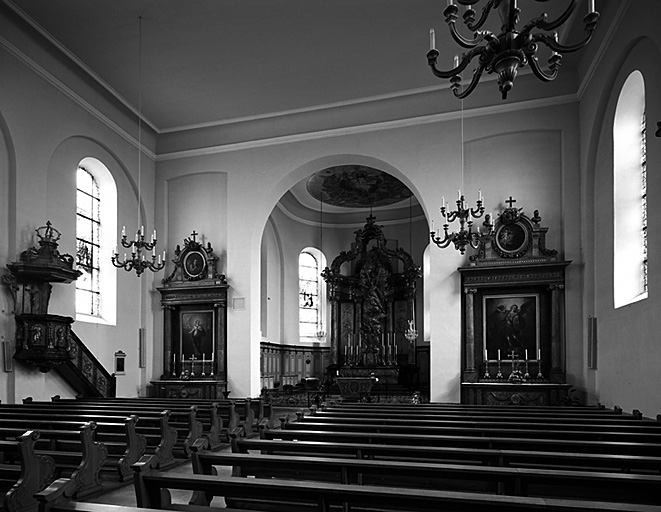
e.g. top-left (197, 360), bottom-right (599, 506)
top-left (317, 403), bottom-right (645, 421)
top-left (45, 396), bottom-right (235, 446)
top-left (126, 453), bottom-right (661, 512)
top-left (0, 422), bottom-right (105, 500)
top-left (287, 416), bottom-right (661, 443)
top-left (262, 426), bottom-right (661, 456)
top-left (191, 444), bottom-right (661, 504)
top-left (1, 431), bottom-right (55, 512)
top-left (22, 398), bottom-right (206, 457)
top-left (75, 397), bottom-right (257, 437)
top-left (302, 411), bottom-right (661, 436)
top-left (0, 410), bottom-right (150, 480)
top-left (234, 436), bottom-right (661, 474)
top-left (308, 407), bottom-right (661, 427)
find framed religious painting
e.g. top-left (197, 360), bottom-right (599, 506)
top-left (483, 293), bottom-right (539, 361)
top-left (179, 309), bottom-right (215, 361)
top-left (183, 249), bottom-right (207, 280)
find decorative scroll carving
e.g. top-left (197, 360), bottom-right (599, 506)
top-left (469, 197), bottom-right (558, 265)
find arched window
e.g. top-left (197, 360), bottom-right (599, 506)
top-left (614, 70), bottom-right (647, 308)
top-left (75, 158), bottom-right (117, 324)
top-left (76, 166), bottom-right (101, 316)
top-left (299, 249), bottom-right (326, 342)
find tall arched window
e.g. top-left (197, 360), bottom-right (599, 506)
top-left (76, 166), bottom-right (101, 316)
top-left (75, 158), bottom-right (117, 324)
top-left (614, 70), bottom-right (647, 308)
top-left (299, 249), bottom-right (326, 343)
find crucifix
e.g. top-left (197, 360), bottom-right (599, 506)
top-left (505, 196), bottom-right (517, 208)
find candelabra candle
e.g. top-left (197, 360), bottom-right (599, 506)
top-left (483, 358), bottom-right (490, 379)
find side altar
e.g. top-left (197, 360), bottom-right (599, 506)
top-left (458, 198), bottom-right (572, 406)
top-left (154, 232), bottom-right (228, 399)
top-left (323, 215), bottom-right (422, 399)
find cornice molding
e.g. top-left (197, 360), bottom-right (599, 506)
top-left (157, 94), bottom-right (577, 162)
top-left (0, 34), bottom-right (156, 162)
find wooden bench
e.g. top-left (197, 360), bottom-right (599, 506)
top-left (191, 445), bottom-right (661, 504)
top-left (126, 453), bottom-right (661, 512)
top-left (0, 411), bottom-right (148, 480)
top-left (45, 396), bottom-right (236, 446)
top-left (0, 431), bottom-right (55, 512)
top-left (0, 422), bottom-right (105, 501)
top-left (34, 398), bottom-right (209, 456)
top-left (317, 403), bottom-right (646, 421)
top-left (288, 416), bottom-right (661, 442)
top-left (262, 426), bottom-right (661, 456)
top-left (234, 436), bottom-right (661, 474)
top-left (307, 408), bottom-right (661, 428)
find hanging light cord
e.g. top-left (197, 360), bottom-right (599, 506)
top-left (137, 16), bottom-right (142, 228)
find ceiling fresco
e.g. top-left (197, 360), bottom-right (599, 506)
top-left (306, 165), bottom-right (412, 208)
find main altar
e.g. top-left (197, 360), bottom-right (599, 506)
top-left (322, 215), bottom-right (422, 399)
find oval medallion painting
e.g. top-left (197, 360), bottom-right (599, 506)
top-left (494, 222), bottom-right (529, 257)
top-left (183, 250), bottom-right (206, 280)
top-left (307, 165), bottom-right (412, 208)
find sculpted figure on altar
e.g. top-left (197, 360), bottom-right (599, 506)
top-left (359, 249), bottom-right (391, 360)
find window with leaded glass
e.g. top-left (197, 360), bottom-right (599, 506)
top-left (76, 166), bottom-right (101, 316)
top-left (614, 70), bottom-right (648, 307)
top-left (299, 251), bottom-right (320, 342)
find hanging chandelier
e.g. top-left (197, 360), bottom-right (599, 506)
top-left (430, 192), bottom-right (492, 255)
top-left (426, 0), bottom-right (599, 99)
top-left (112, 16), bottom-right (165, 277)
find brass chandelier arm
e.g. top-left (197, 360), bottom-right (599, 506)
top-left (526, 50), bottom-right (560, 83)
top-left (521, 0), bottom-right (578, 33)
top-left (451, 59), bottom-right (488, 100)
top-left (455, 0), bottom-right (499, 33)
top-left (530, 14), bottom-right (599, 54)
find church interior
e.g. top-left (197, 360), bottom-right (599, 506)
top-left (1, 0), bottom-right (661, 436)
top-left (4, 1), bottom-right (661, 510)
top-left (0, 0), bottom-right (661, 417)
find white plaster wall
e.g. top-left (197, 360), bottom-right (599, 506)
top-left (0, 36), bottom-right (157, 401)
top-left (581, 20), bottom-right (661, 417)
top-left (260, 218), bottom-right (283, 342)
top-left (156, 102), bottom-right (578, 400)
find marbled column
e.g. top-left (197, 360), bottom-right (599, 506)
top-left (464, 288), bottom-right (478, 382)
top-left (330, 298), bottom-right (339, 365)
top-left (549, 284), bottom-right (565, 382)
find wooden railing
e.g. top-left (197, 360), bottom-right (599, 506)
top-left (54, 330), bottom-right (116, 397)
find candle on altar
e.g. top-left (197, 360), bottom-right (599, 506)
top-left (538, 348), bottom-right (541, 361)
top-left (497, 349), bottom-right (501, 361)
top-left (525, 349), bottom-right (528, 361)
top-left (484, 347), bottom-right (488, 361)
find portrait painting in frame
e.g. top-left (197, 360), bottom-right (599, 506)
top-left (180, 309), bottom-right (214, 360)
top-left (483, 294), bottom-right (539, 360)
